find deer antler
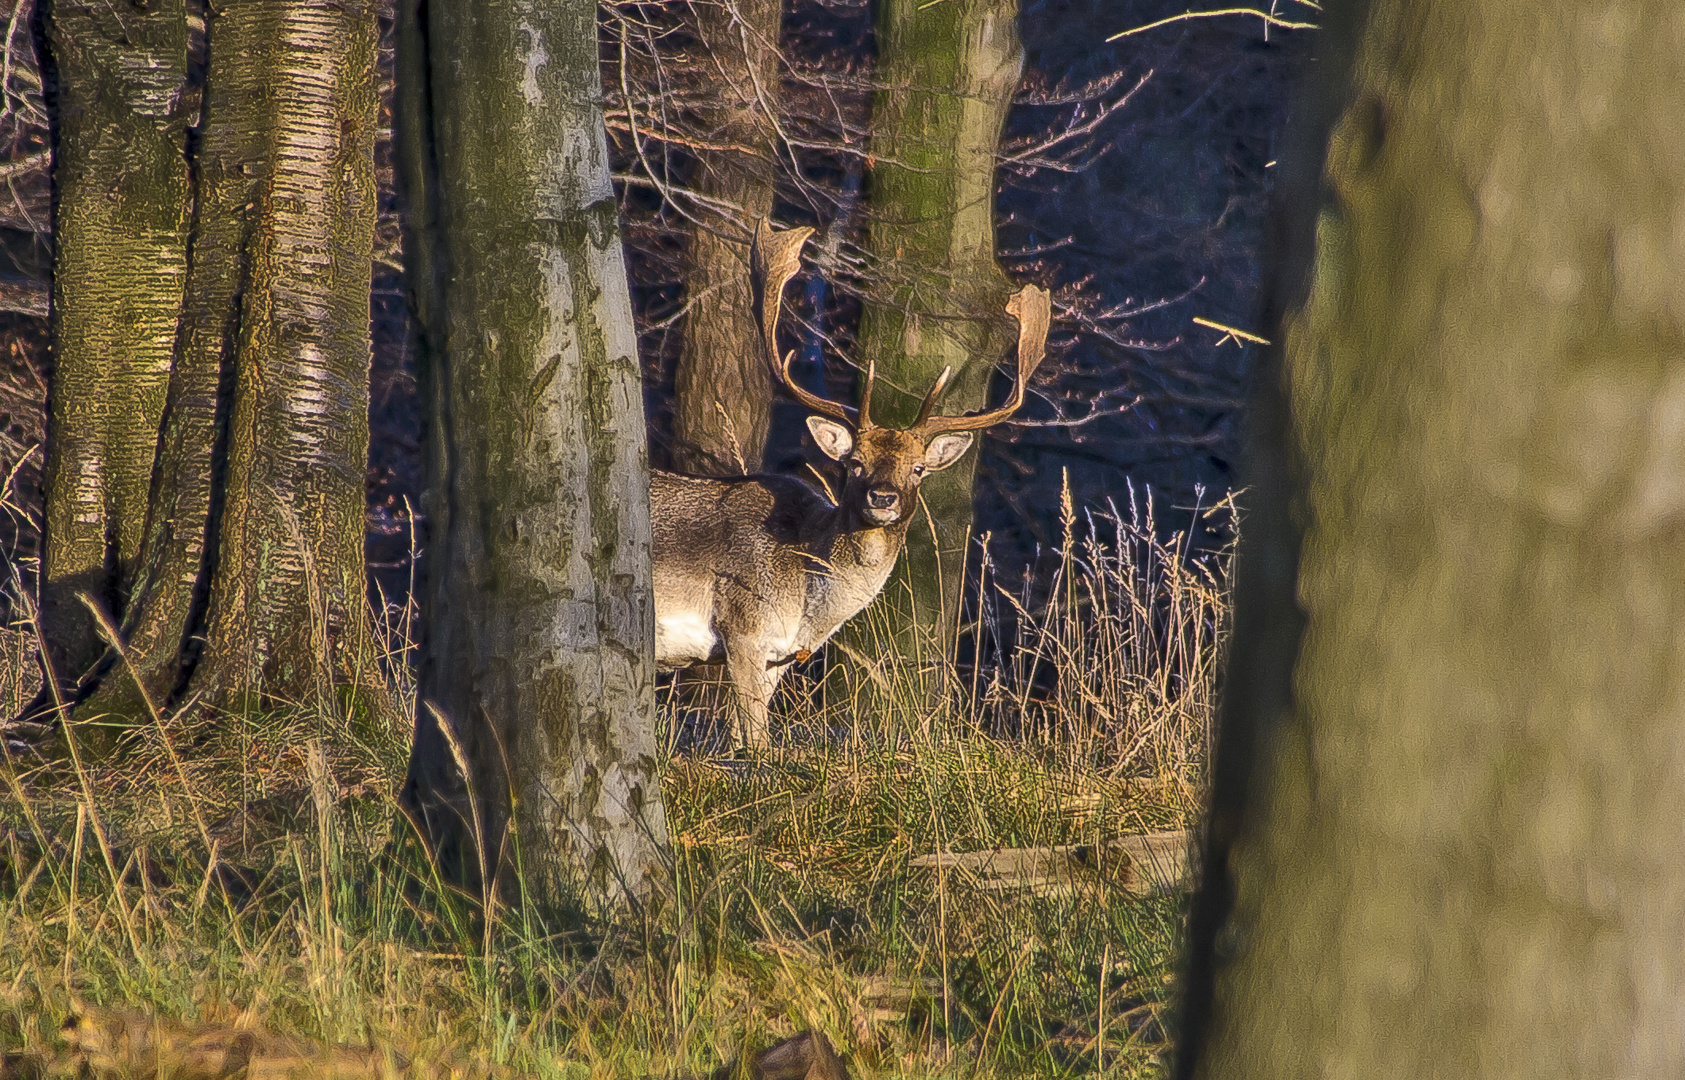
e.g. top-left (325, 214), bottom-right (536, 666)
top-left (913, 284), bottom-right (1051, 436)
top-left (911, 364), bottom-right (954, 426)
top-left (749, 220), bottom-right (860, 426)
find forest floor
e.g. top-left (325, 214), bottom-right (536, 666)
top-left (0, 702), bottom-right (1196, 1077)
top-left (0, 495), bottom-right (1221, 1080)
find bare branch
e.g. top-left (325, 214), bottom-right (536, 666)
top-left (1106, 7), bottom-right (1317, 43)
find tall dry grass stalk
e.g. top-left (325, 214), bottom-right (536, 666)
top-left (970, 475), bottom-right (1232, 781)
top-left (702, 472), bottom-right (1232, 793)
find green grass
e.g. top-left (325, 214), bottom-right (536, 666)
top-left (0, 486), bottom-right (1229, 1078)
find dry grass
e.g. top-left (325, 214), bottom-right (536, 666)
top-left (0, 482), bottom-right (1230, 1079)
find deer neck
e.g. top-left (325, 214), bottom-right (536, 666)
top-left (823, 512), bottom-right (910, 574)
top-left (787, 511), bottom-right (909, 649)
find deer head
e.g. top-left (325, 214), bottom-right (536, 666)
top-left (750, 220), bottom-right (1051, 527)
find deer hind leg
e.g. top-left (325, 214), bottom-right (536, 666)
top-left (725, 647), bottom-right (781, 751)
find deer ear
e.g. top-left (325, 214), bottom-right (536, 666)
top-left (923, 432), bottom-right (974, 471)
top-left (807, 416), bottom-right (854, 460)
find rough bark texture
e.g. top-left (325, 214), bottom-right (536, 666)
top-left (850, 0), bottom-right (1022, 668)
top-left (398, 0), bottom-right (670, 908)
top-left (668, 0), bottom-right (784, 476)
top-left (38, 0), bottom-right (191, 686)
top-left (1183, 1), bottom-right (1685, 1076)
top-left (189, 0), bottom-right (381, 712)
top-left (75, 0), bottom-right (256, 719)
top-left (57, 0), bottom-right (383, 727)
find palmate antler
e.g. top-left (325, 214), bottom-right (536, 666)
top-left (749, 220), bottom-right (858, 425)
top-left (750, 218), bottom-right (1051, 433)
top-left (911, 283), bottom-right (1052, 436)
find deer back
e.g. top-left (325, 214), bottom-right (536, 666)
top-left (651, 470), bottom-right (862, 668)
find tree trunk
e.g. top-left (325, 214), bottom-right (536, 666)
top-left (38, 0), bottom-right (191, 688)
top-left (668, 0), bottom-right (784, 476)
top-left (397, 0), bottom-right (670, 909)
top-left (188, 0), bottom-right (382, 713)
top-left (41, 0), bottom-right (384, 731)
top-left (1181, 1), bottom-right (1685, 1075)
top-left (847, 0), bottom-right (1022, 676)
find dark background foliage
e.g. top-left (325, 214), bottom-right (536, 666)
top-left (0, 0), bottom-right (1309, 624)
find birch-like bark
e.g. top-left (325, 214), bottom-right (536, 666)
top-left (38, 0), bottom-right (190, 685)
top-left (398, 0), bottom-right (670, 908)
top-left (73, 0), bottom-right (382, 725)
top-left (1183, 2), bottom-right (1685, 1075)
top-left (190, 0), bottom-right (382, 713)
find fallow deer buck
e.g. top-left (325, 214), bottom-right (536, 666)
top-left (652, 221), bottom-right (1051, 749)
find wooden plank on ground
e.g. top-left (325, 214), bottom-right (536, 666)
top-left (908, 829), bottom-right (1194, 898)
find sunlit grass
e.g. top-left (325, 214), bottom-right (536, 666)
top-left (0, 483), bottom-right (1229, 1078)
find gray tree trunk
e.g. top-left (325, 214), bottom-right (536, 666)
top-left (1181, 1), bottom-right (1685, 1076)
top-left (846, 0), bottom-right (1023, 680)
top-left (397, 0), bottom-right (670, 909)
top-left (669, 0), bottom-right (784, 476)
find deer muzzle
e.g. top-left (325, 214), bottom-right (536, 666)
top-left (863, 486), bottom-right (901, 524)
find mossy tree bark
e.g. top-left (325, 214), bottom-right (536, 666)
top-left (37, 0), bottom-right (385, 729)
top-left (669, 0), bottom-right (785, 476)
top-left (38, 0), bottom-right (191, 691)
top-left (846, 0), bottom-right (1023, 678)
top-left (1180, 1), bottom-right (1685, 1075)
top-left (396, 0), bottom-right (670, 908)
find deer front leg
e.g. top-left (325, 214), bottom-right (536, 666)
top-left (725, 647), bottom-right (782, 751)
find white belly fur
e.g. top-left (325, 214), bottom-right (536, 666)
top-left (656, 611), bottom-right (718, 667)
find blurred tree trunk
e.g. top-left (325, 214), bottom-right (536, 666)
top-left (1180, 1), bottom-right (1685, 1076)
top-left (845, 0), bottom-right (1022, 682)
top-left (37, 0), bottom-right (191, 689)
top-left (669, 0), bottom-right (784, 476)
top-left (36, 0), bottom-right (385, 729)
top-left (397, 0), bottom-right (670, 908)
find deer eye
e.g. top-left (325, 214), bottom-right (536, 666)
top-left (846, 457), bottom-right (864, 473)
top-left (912, 464), bottom-right (927, 476)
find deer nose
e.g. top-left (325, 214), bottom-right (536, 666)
top-left (867, 488), bottom-right (898, 511)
